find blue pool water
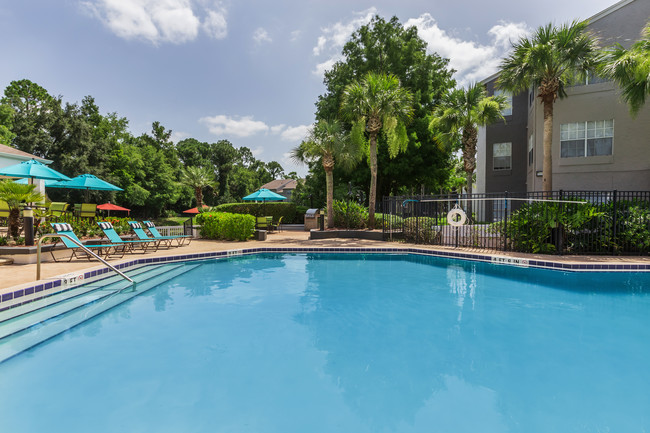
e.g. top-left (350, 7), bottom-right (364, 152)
top-left (1, 253), bottom-right (649, 432)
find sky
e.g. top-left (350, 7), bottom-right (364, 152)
top-left (0, 0), bottom-right (618, 176)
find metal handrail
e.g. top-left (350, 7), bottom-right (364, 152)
top-left (36, 234), bottom-right (134, 284)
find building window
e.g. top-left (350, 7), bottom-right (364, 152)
top-left (560, 120), bottom-right (614, 158)
top-left (493, 89), bottom-right (512, 116)
top-left (528, 134), bottom-right (534, 166)
top-left (567, 71), bottom-right (610, 87)
top-left (493, 142), bottom-right (512, 170)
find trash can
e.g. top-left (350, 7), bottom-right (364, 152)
top-left (304, 209), bottom-right (320, 231)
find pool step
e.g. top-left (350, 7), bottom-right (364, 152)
top-left (0, 262), bottom-right (201, 363)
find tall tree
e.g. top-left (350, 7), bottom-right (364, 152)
top-left (315, 15), bottom-right (456, 199)
top-left (1, 79), bottom-right (62, 158)
top-left (430, 83), bottom-right (507, 217)
top-left (0, 104), bottom-right (15, 145)
top-left (180, 166), bottom-right (218, 209)
top-left (497, 21), bottom-right (599, 192)
top-left (599, 20), bottom-right (650, 115)
top-left (291, 119), bottom-right (362, 228)
top-left (341, 72), bottom-right (414, 228)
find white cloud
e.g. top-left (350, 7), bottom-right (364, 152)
top-left (311, 8), bottom-right (376, 75)
top-left (171, 130), bottom-right (190, 143)
top-left (280, 124), bottom-right (311, 142)
top-left (270, 124), bottom-right (286, 134)
top-left (203, 8), bottom-right (227, 39)
top-left (253, 27), bottom-right (272, 44)
top-left (290, 30), bottom-right (301, 42)
top-left (82, 0), bottom-right (228, 44)
top-left (251, 146), bottom-right (264, 157)
top-left (200, 115), bottom-right (269, 137)
top-left (404, 14), bottom-right (530, 84)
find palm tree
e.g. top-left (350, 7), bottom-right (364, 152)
top-left (497, 20), bottom-right (599, 192)
top-left (599, 21), bottom-right (650, 116)
top-left (180, 166), bottom-right (217, 209)
top-left (291, 119), bottom-right (362, 228)
top-left (0, 180), bottom-right (44, 240)
top-left (430, 83), bottom-right (507, 215)
top-left (340, 72), bottom-right (414, 228)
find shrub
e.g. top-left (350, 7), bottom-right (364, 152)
top-left (374, 213), bottom-right (404, 230)
top-left (332, 200), bottom-right (367, 229)
top-left (215, 202), bottom-right (297, 222)
top-left (196, 212), bottom-right (256, 241)
top-left (402, 217), bottom-right (440, 244)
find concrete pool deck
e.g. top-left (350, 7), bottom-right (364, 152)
top-left (3, 230), bottom-right (650, 296)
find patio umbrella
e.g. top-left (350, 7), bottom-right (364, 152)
top-left (97, 202), bottom-right (130, 217)
top-left (183, 205), bottom-right (209, 214)
top-left (0, 159), bottom-right (72, 183)
top-left (242, 188), bottom-right (286, 216)
top-left (49, 174), bottom-right (123, 202)
top-left (242, 188), bottom-right (287, 202)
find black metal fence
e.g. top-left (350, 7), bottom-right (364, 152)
top-left (381, 191), bottom-right (650, 255)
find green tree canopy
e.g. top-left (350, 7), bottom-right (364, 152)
top-left (497, 20), bottom-right (600, 192)
top-left (599, 20), bottom-right (650, 115)
top-left (313, 15), bottom-right (456, 204)
top-left (341, 72), bottom-right (414, 228)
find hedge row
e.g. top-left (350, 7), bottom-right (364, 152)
top-left (214, 202), bottom-right (308, 224)
top-left (196, 212), bottom-right (256, 241)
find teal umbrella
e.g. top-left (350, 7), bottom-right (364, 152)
top-left (49, 174), bottom-right (123, 202)
top-left (243, 188), bottom-right (286, 216)
top-left (242, 188), bottom-right (287, 202)
top-left (15, 178), bottom-right (59, 186)
top-left (0, 159), bottom-right (72, 183)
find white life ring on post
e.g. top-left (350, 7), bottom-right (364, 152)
top-left (447, 207), bottom-right (467, 226)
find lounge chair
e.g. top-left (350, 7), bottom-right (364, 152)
top-left (50, 223), bottom-right (127, 262)
top-left (97, 221), bottom-right (160, 253)
top-left (128, 221), bottom-right (178, 248)
top-left (256, 216), bottom-right (273, 232)
top-left (142, 221), bottom-right (192, 246)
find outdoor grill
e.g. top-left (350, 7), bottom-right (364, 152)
top-left (304, 208), bottom-right (320, 231)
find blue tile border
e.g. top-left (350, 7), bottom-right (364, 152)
top-left (2, 246), bottom-right (650, 310)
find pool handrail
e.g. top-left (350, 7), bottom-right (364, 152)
top-left (37, 233), bottom-right (134, 284)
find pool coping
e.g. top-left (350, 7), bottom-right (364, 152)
top-left (2, 246), bottom-right (650, 312)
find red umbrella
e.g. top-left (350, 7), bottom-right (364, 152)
top-left (183, 205), bottom-right (209, 214)
top-left (97, 202), bottom-right (131, 216)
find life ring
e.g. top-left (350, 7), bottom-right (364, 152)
top-left (447, 207), bottom-right (467, 226)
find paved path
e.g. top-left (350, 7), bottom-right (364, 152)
top-left (2, 230), bottom-right (650, 294)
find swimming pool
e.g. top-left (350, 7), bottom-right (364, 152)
top-left (0, 253), bottom-right (649, 432)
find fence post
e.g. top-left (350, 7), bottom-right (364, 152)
top-left (611, 190), bottom-right (618, 254)
top-left (503, 191), bottom-right (508, 251)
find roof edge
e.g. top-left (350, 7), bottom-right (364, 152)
top-left (586, 0), bottom-right (635, 24)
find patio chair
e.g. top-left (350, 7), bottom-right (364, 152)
top-left (97, 221), bottom-right (160, 253)
top-left (256, 216), bottom-right (270, 231)
top-left (128, 221), bottom-right (179, 248)
top-left (142, 221), bottom-right (192, 246)
top-left (49, 202), bottom-right (69, 217)
top-left (50, 222), bottom-right (128, 262)
top-left (80, 203), bottom-right (97, 219)
top-left (0, 200), bottom-right (9, 219)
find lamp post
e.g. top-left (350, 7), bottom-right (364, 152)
top-left (23, 206), bottom-right (34, 246)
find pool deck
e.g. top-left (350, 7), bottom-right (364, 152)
top-left (2, 230), bottom-right (650, 295)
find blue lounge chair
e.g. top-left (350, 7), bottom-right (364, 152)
top-left (50, 223), bottom-right (127, 262)
top-left (142, 221), bottom-right (192, 246)
top-left (128, 221), bottom-right (176, 249)
top-left (97, 221), bottom-right (160, 253)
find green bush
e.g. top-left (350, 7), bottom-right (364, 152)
top-left (196, 212), bottom-right (256, 241)
top-left (374, 213), bottom-right (403, 230)
top-left (332, 200), bottom-right (368, 229)
top-left (403, 217), bottom-right (440, 244)
top-left (214, 202), bottom-right (297, 222)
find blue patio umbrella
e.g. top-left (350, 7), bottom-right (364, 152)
top-left (242, 188), bottom-right (287, 202)
top-left (0, 159), bottom-right (72, 183)
top-left (243, 188), bottom-right (286, 216)
top-left (49, 174), bottom-right (123, 201)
